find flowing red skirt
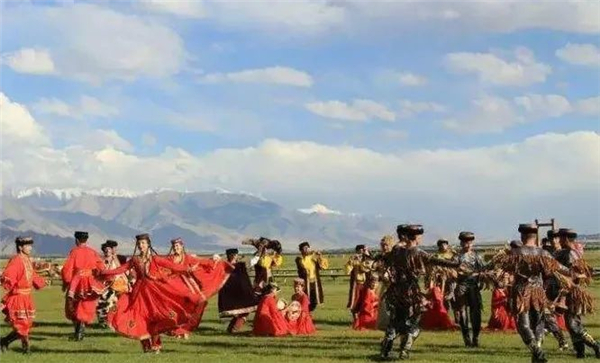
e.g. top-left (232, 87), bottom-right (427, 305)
top-left (352, 288), bottom-right (379, 331)
top-left (486, 288), bottom-right (516, 331)
top-left (108, 277), bottom-right (198, 339)
top-left (421, 286), bottom-right (456, 330)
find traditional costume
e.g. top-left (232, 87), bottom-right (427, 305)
top-left (61, 231), bottom-right (106, 341)
top-left (380, 225), bottom-right (460, 360)
top-left (97, 240), bottom-right (129, 328)
top-left (248, 238), bottom-right (283, 290)
top-left (295, 242), bottom-right (329, 311)
top-left (421, 285), bottom-right (456, 330)
top-left (0, 237), bottom-right (46, 353)
top-left (453, 231), bottom-right (485, 347)
top-left (287, 279), bottom-right (316, 335)
top-left (486, 285), bottom-right (516, 331)
top-left (218, 249), bottom-right (259, 333)
top-left (252, 283), bottom-right (289, 337)
top-left (352, 277), bottom-right (380, 331)
top-left (374, 234), bottom-right (397, 331)
top-left (100, 234), bottom-right (200, 353)
top-left (345, 245), bottom-right (373, 310)
top-left (554, 229), bottom-right (600, 359)
top-left (166, 238), bottom-right (233, 338)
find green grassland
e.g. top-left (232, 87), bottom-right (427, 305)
top-left (1, 252), bottom-right (599, 363)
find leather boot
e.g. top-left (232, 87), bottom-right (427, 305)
top-left (141, 339), bottom-right (152, 353)
top-left (574, 341), bottom-right (586, 359)
top-left (528, 342), bottom-right (548, 363)
top-left (461, 328), bottom-right (472, 347)
top-left (21, 336), bottom-right (30, 354)
top-left (552, 331), bottom-right (569, 351)
top-left (1, 331), bottom-right (20, 352)
top-left (398, 335), bottom-right (410, 360)
top-left (76, 323), bottom-right (85, 341)
top-left (583, 332), bottom-right (600, 359)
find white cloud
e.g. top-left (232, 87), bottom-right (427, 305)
top-left (305, 99), bottom-right (395, 122)
top-left (398, 100), bottom-right (446, 118)
top-left (556, 43), bottom-right (600, 67)
top-left (397, 72), bottom-right (428, 86)
top-left (443, 95), bottom-right (520, 133)
top-left (5, 4), bottom-right (186, 83)
top-left (139, 0), bottom-right (207, 19)
top-left (33, 95), bottom-right (118, 119)
top-left (200, 66), bottom-right (313, 87)
top-left (0, 93), bottom-right (50, 145)
top-left (514, 94), bottom-right (572, 119)
top-left (142, 133), bottom-right (157, 147)
top-left (298, 204), bottom-right (342, 215)
top-left (576, 96), bottom-right (600, 116)
top-left (445, 47), bottom-right (551, 86)
top-left (2, 48), bottom-right (56, 75)
top-left (79, 129), bottom-right (134, 152)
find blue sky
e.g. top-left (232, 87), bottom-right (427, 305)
top-left (1, 1), bottom-right (599, 238)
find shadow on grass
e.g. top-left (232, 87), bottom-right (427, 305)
top-left (34, 321), bottom-right (74, 328)
top-left (28, 347), bottom-right (111, 354)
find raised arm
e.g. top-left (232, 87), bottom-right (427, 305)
top-left (154, 256), bottom-right (194, 273)
top-left (422, 250), bottom-right (461, 268)
top-left (100, 259), bottom-right (132, 276)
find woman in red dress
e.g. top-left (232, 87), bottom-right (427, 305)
top-left (287, 278), bottom-right (316, 335)
top-left (100, 234), bottom-right (200, 353)
top-left (166, 238), bottom-right (233, 339)
top-left (486, 272), bottom-right (516, 331)
top-left (0, 237), bottom-right (46, 353)
top-left (252, 283), bottom-right (289, 336)
top-left (420, 284), bottom-right (456, 331)
top-left (352, 276), bottom-right (380, 331)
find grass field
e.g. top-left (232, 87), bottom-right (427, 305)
top-left (1, 252), bottom-right (599, 363)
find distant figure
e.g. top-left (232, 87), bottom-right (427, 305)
top-left (252, 283), bottom-right (289, 337)
top-left (373, 234), bottom-right (395, 331)
top-left (542, 229), bottom-right (569, 350)
top-left (352, 275), bottom-right (380, 331)
top-left (245, 237), bottom-right (283, 291)
top-left (287, 278), bottom-right (316, 335)
top-left (61, 231), bottom-right (105, 341)
top-left (486, 271), bottom-right (516, 331)
top-left (295, 241), bottom-right (329, 312)
top-left (345, 244), bottom-right (373, 311)
top-left (218, 248), bottom-right (259, 333)
top-left (0, 237), bottom-right (46, 353)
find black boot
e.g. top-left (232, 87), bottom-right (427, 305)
top-left (461, 328), bottom-right (472, 347)
top-left (1, 331), bottom-right (20, 352)
top-left (553, 331), bottom-right (569, 351)
top-left (574, 341), bottom-right (586, 359)
top-left (380, 339), bottom-right (394, 361)
top-left (398, 335), bottom-right (410, 360)
top-left (141, 339), bottom-right (152, 353)
top-left (21, 337), bottom-right (30, 354)
top-left (77, 323), bottom-right (85, 341)
top-left (528, 342), bottom-right (548, 363)
top-left (583, 333), bottom-right (600, 359)
top-left (472, 335), bottom-right (480, 348)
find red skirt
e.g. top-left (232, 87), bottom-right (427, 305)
top-left (2, 293), bottom-right (35, 336)
top-left (253, 295), bottom-right (289, 337)
top-left (108, 277), bottom-right (198, 339)
top-left (421, 286), bottom-right (456, 330)
top-left (486, 289), bottom-right (516, 331)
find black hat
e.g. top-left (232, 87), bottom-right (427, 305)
top-left (396, 224), bottom-right (409, 235)
top-left (135, 233), bottom-right (150, 241)
top-left (458, 231), bottom-right (475, 241)
top-left (509, 240), bottom-right (523, 249)
top-left (262, 282), bottom-right (281, 295)
top-left (557, 228), bottom-right (577, 239)
top-left (518, 223), bottom-right (538, 234)
top-left (436, 239), bottom-right (449, 247)
top-left (355, 244), bottom-right (366, 252)
top-left (405, 224), bottom-right (424, 236)
top-left (547, 229), bottom-right (559, 239)
top-left (74, 231), bottom-right (89, 240)
top-left (170, 237), bottom-right (184, 245)
top-left (15, 236), bottom-right (34, 246)
top-left (101, 240), bottom-right (118, 250)
top-left (298, 241), bottom-right (310, 251)
top-left (225, 248), bottom-right (239, 256)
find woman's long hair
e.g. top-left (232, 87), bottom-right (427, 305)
top-left (131, 238), bottom-right (158, 258)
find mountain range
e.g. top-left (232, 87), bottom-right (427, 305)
top-left (1, 188), bottom-right (397, 255)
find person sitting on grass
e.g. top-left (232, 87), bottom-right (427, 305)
top-left (252, 283), bottom-right (289, 337)
top-left (287, 278), bottom-right (316, 335)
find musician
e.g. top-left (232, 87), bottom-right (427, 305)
top-left (295, 241), bottom-right (329, 312)
top-left (245, 237), bottom-right (283, 290)
top-left (96, 240), bottom-right (129, 328)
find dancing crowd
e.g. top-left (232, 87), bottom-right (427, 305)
top-left (1, 224), bottom-right (599, 363)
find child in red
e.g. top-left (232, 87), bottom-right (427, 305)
top-left (352, 275), bottom-right (379, 330)
top-left (421, 285), bottom-right (456, 330)
top-left (287, 278), bottom-right (316, 335)
top-left (252, 283), bottom-right (289, 336)
top-left (486, 272), bottom-right (516, 331)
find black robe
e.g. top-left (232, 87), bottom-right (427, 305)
top-left (295, 256), bottom-right (325, 311)
top-left (218, 262), bottom-right (259, 317)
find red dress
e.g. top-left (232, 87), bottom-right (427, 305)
top-left (166, 254), bottom-right (233, 336)
top-left (421, 286), bottom-right (456, 330)
top-left (61, 244), bottom-right (106, 324)
top-left (352, 287), bottom-right (380, 331)
top-left (1, 254), bottom-right (46, 336)
top-left (486, 287), bottom-right (516, 331)
top-left (287, 292), bottom-right (316, 335)
top-left (101, 255), bottom-right (199, 342)
top-left (252, 293), bottom-right (289, 336)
